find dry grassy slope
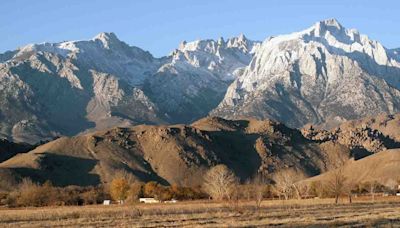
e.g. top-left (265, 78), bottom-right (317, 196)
top-left (0, 117), bottom-right (352, 187)
top-left (303, 149), bottom-right (400, 184)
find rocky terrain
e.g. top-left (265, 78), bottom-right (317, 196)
top-left (301, 113), bottom-right (400, 156)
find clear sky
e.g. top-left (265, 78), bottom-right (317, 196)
top-left (1, 0), bottom-right (399, 57)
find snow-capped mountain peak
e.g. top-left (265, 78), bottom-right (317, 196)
top-left (92, 32), bottom-right (121, 49)
top-left (226, 33), bottom-right (259, 54)
top-left (316, 18), bottom-right (343, 30)
top-left (212, 19), bottom-right (400, 129)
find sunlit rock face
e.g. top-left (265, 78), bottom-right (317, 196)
top-left (212, 19), bottom-right (400, 128)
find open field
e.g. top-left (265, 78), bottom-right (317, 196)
top-left (1, 197), bottom-right (400, 227)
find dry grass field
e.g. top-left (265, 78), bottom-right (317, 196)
top-left (1, 197), bottom-right (400, 227)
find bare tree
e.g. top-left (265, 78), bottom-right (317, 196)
top-left (344, 178), bottom-right (356, 204)
top-left (203, 165), bottom-right (238, 201)
top-left (296, 183), bottom-right (311, 199)
top-left (385, 179), bottom-right (398, 195)
top-left (273, 169), bottom-right (305, 200)
top-left (368, 181), bottom-right (380, 202)
top-left (242, 180), bottom-right (253, 201)
top-left (251, 174), bottom-right (267, 208)
top-left (325, 168), bottom-right (346, 204)
top-left (324, 152), bottom-right (349, 204)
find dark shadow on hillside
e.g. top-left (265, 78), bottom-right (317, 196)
top-left (351, 147), bottom-right (373, 160)
top-left (11, 153), bottom-right (100, 187)
top-left (207, 129), bottom-right (262, 181)
top-left (380, 134), bottom-right (400, 150)
top-left (121, 163), bottom-right (170, 186)
top-left (0, 140), bottom-right (35, 163)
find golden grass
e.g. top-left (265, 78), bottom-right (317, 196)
top-left (1, 197), bottom-right (400, 227)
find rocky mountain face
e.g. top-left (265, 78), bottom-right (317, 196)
top-left (144, 34), bottom-right (260, 123)
top-left (212, 19), bottom-right (400, 128)
top-left (0, 33), bottom-right (258, 144)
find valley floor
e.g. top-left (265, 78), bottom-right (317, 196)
top-left (1, 197), bottom-right (400, 227)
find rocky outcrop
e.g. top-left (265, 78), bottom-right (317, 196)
top-left (301, 113), bottom-right (400, 155)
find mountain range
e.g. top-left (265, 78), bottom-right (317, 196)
top-left (1, 18), bottom-right (400, 146)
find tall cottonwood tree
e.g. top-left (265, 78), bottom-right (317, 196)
top-left (109, 170), bottom-right (135, 203)
top-left (203, 165), bottom-right (237, 200)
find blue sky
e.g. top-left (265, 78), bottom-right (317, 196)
top-left (1, 0), bottom-right (399, 57)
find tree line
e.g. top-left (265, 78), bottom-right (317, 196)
top-left (0, 164), bottom-right (398, 207)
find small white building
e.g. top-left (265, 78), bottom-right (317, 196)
top-left (103, 200), bottom-right (111, 205)
top-left (139, 198), bottom-right (160, 203)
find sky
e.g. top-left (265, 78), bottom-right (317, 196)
top-left (1, 0), bottom-right (399, 57)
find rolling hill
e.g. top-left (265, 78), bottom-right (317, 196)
top-left (303, 149), bottom-right (400, 185)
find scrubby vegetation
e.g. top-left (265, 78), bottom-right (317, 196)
top-left (2, 164), bottom-right (398, 208)
top-left (1, 179), bottom-right (107, 207)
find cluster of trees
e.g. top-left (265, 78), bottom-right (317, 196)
top-left (1, 164), bottom-right (398, 208)
top-left (0, 171), bottom-right (207, 207)
top-left (1, 179), bottom-right (105, 207)
top-left (202, 165), bottom-right (400, 205)
top-left (108, 171), bottom-right (206, 203)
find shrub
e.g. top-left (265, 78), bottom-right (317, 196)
top-left (15, 179), bottom-right (56, 207)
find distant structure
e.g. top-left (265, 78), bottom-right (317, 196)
top-left (139, 198), bottom-right (160, 203)
top-left (103, 200), bottom-right (111, 205)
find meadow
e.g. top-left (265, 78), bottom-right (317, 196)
top-left (1, 197), bottom-right (400, 227)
